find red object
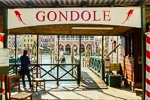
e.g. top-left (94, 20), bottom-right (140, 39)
top-left (0, 34), bottom-right (4, 42)
top-left (146, 34), bottom-right (150, 99)
top-left (148, 28), bottom-right (150, 32)
top-left (1, 75), bottom-right (5, 94)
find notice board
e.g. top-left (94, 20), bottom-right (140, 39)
top-left (0, 48), bottom-right (9, 75)
top-left (0, 48), bottom-right (9, 67)
top-left (110, 63), bottom-right (120, 71)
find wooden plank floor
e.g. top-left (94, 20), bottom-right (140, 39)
top-left (8, 67), bottom-right (142, 100)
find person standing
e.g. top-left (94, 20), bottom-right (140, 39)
top-left (20, 50), bottom-right (32, 88)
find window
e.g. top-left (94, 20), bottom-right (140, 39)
top-left (71, 36), bottom-right (74, 40)
top-left (76, 36), bottom-right (79, 40)
top-left (90, 36), bottom-right (94, 40)
top-left (81, 36), bottom-right (84, 40)
top-left (85, 36), bottom-right (88, 40)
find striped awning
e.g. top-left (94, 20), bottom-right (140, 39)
top-left (0, 0), bottom-right (150, 8)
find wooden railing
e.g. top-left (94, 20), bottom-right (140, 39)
top-left (8, 63), bottom-right (80, 86)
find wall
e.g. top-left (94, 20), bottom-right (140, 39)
top-left (107, 29), bottom-right (142, 90)
top-left (124, 29), bottom-right (142, 90)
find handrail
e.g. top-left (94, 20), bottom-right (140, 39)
top-left (105, 44), bottom-right (120, 57)
top-left (89, 56), bottom-right (103, 78)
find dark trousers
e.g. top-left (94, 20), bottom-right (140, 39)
top-left (21, 69), bottom-right (32, 87)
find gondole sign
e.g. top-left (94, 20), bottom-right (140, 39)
top-left (8, 7), bottom-right (141, 29)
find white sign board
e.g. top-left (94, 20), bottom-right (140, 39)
top-left (0, 48), bottom-right (9, 67)
top-left (8, 7), bottom-right (141, 29)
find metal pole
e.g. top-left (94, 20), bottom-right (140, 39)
top-left (78, 35), bottom-right (81, 86)
top-left (57, 35), bottom-right (60, 86)
top-left (3, 7), bottom-right (8, 100)
top-left (3, 7), bottom-right (8, 48)
top-left (102, 36), bottom-right (104, 80)
top-left (37, 35), bottom-right (39, 64)
top-left (141, 5), bottom-right (146, 100)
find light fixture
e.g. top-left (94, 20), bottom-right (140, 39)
top-left (72, 27), bottom-right (114, 30)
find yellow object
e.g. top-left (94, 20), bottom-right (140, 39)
top-left (110, 63), bottom-right (120, 71)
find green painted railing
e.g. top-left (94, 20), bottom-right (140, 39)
top-left (89, 56), bottom-right (103, 79)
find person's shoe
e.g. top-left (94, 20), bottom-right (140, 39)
top-left (29, 85), bottom-right (33, 90)
top-left (23, 86), bottom-right (26, 88)
top-left (30, 84), bottom-right (33, 88)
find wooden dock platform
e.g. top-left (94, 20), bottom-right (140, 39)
top-left (80, 67), bottom-right (108, 89)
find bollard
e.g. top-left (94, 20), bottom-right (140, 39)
top-left (1, 75), bottom-right (5, 100)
